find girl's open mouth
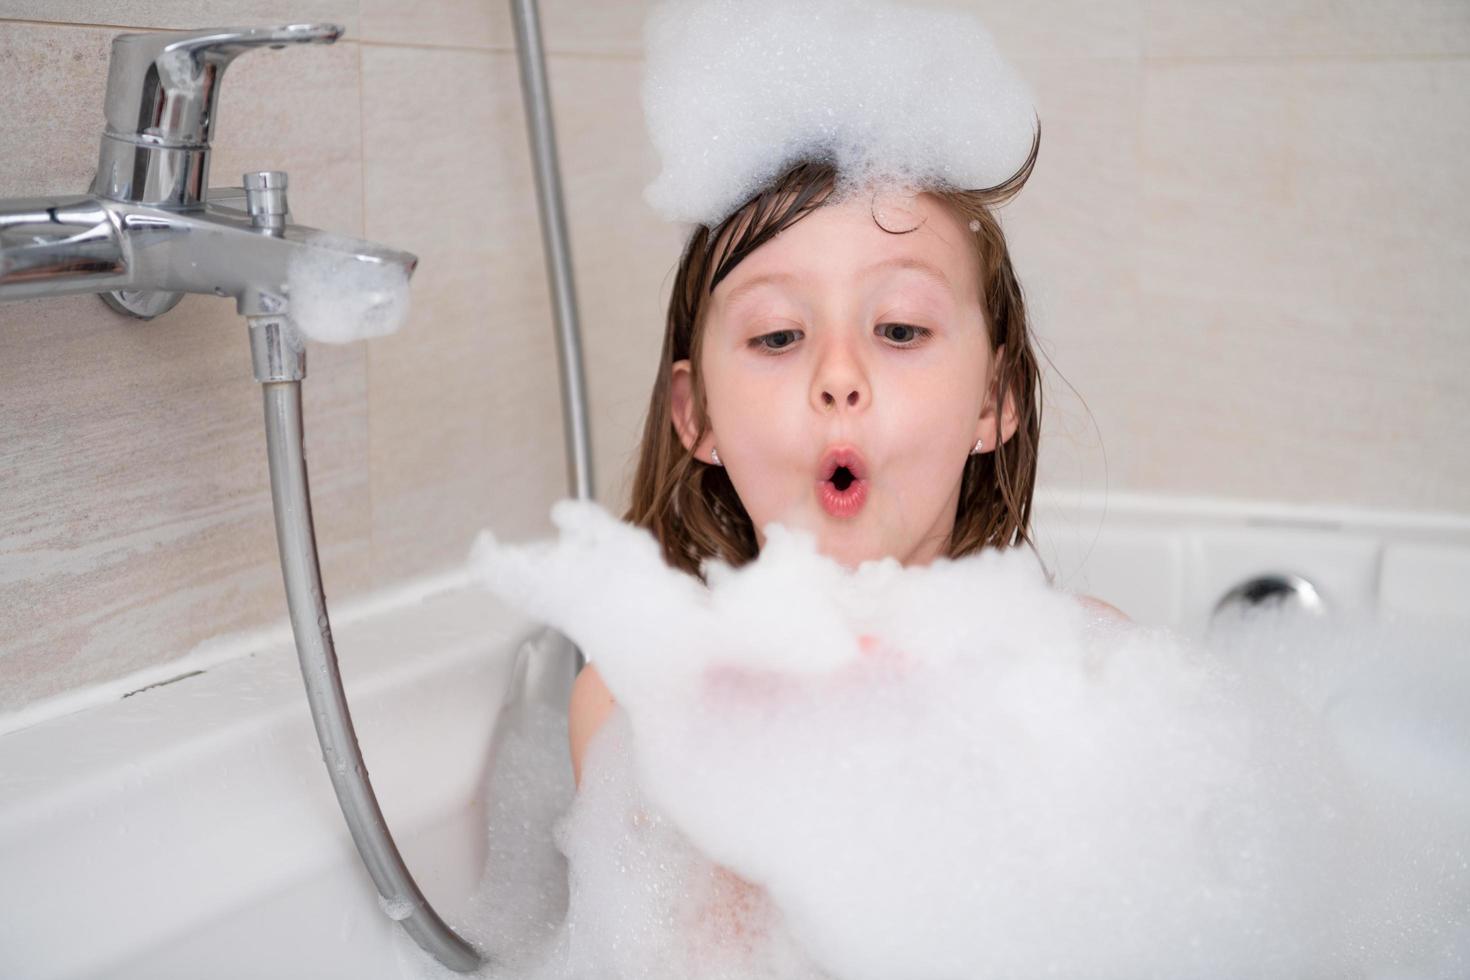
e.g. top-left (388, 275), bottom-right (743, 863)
top-left (816, 447), bottom-right (869, 518)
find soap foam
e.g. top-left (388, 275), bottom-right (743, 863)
top-left (378, 895), bottom-right (416, 921)
top-left (435, 499), bottom-right (1470, 980)
top-left (284, 231), bottom-right (411, 344)
top-left (641, 0), bottom-right (1039, 228)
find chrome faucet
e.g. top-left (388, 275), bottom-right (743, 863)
top-left (0, 24), bottom-right (485, 973)
top-left (0, 23), bottom-right (416, 324)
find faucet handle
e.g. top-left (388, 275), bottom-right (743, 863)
top-left (92, 24), bottom-right (344, 207)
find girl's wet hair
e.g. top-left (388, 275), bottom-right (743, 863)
top-left (622, 123), bottom-right (1050, 584)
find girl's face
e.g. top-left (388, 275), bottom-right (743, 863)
top-left (671, 189), bottom-right (1019, 570)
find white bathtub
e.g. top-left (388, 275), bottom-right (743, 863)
top-left (0, 578), bottom-right (575, 980)
top-left (1030, 489), bottom-right (1470, 630)
top-left (1, 492), bottom-right (1465, 978)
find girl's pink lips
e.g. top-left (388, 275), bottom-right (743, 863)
top-left (818, 476), bottom-right (867, 518)
top-left (815, 445), bottom-right (870, 518)
top-left (817, 446), bottom-right (869, 481)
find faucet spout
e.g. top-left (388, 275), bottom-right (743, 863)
top-left (0, 192), bottom-right (417, 324)
top-left (141, 190), bottom-right (419, 320)
top-left (0, 21), bottom-right (418, 332)
top-left (0, 197), bottom-right (129, 299)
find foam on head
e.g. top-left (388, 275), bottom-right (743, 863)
top-left (452, 500), bottom-right (1470, 978)
top-left (641, 0), bottom-right (1038, 229)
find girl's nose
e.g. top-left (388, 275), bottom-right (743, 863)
top-left (820, 386), bottom-right (863, 410)
top-left (813, 351), bottom-right (868, 413)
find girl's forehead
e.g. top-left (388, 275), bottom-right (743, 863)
top-left (712, 192), bottom-right (975, 305)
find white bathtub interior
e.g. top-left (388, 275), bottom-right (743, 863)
top-left (0, 583), bottom-right (575, 980)
top-left (1, 492), bottom-right (1466, 979)
top-left (1030, 490), bottom-right (1470, 632)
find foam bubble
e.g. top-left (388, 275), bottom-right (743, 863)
top-left (454, 499), bottom-right (1470, 979)
top-left (285, 231), bottom-right (411, 344)
top-left (378, 895), bottom-right (416, 921)
top-left (641, 0), bottom-right (1038, 228)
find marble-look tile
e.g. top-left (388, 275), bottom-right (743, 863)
top-left (0, 0), bottom-right (358, 34)
top-left (360, 0), bottom-right (649, 55)
top-left (0, 22), bottom-right (114, 196)
top-left (0, 23), bottom-right (369, 712)
top-left (361, 44), bottom-right (570, 585)
top-left (521, 0), bottom-right (654, 57)
top-left (0, 297), bottom-right (370, 712)
top-left (361, 0), bottom-right (1140, 60)
top-left (995, 57), bottom-right (1145, 495)
top-left (358, 0), bottom-right (495, 49)
top-left (1145, 0), bottom-right (1470, 60)
top-left (1137, 58), bottom-right (1470, 510)
top-left (960, 0), bottom-right (1142, 60)
top-left (541, 53), bottom-right (688, 514)
top-left (527, 0), bottom-right (1140, 60)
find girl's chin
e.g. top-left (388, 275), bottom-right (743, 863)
top-left (753, 507), bottom-right (893, 567)
top-left (815, 536), bottom-right (888, 571)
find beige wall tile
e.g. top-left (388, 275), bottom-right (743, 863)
top-left (0, 298), bottom-right (371, 713)
top-left (358, 0), bottom-right (1142, 60)
top-left (542, 53), bottom-right (688, 513)
top-left (999, 57), bottom-right (1144, 496)
top-left (0, 1), bottom-right (357, 32)
top-left (360, 44), bottom-right (569, 584)
top-left (1145, 0), bottom-right (1470, 59)
top-left (0, 22), bottom-right (114, 195)
top-left (0, 22), bottom-right (369, 712)
top-left (528, 0), bottom-right (653, 56)
top-left (522, 0), bottom-right (1140, 60)
top-left (360, 0), bottom-right (653, 55)
top-left (1138, 58), bottom-right (1470, 509)
top-left (358, 0), bottom-right (496, 49)
top-left (960, 0), bottom-right (1142, 59)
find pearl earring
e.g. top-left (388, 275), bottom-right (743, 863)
top-left (710, 447), bottom-right (722, 466)
top-left (970, 438), bottom-right (984, 455)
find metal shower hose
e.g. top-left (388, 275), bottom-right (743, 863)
top-left (254, 0), bottom-right (594, 971)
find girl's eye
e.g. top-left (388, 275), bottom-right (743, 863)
top-left (878, 323), bottom-right (932, 346)
top-left (750, 329), bottom-right (803, 353)
top-left (747, 323), bottom-right (932, 354)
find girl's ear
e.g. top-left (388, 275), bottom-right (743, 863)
top-left (669, 359), bottom-right (708, 457)
top-left (976, 344), bottom-right (1020, 451)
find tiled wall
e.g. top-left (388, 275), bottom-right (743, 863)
top-left (1, 1), bottom-right (1466, 715)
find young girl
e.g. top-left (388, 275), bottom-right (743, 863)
top-left (563, 152), bottom-right (1128, 942)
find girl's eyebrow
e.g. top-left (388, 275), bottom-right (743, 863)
top-left (722, 256), bottom-right (954, 310)
top-left (721, 270), bottom-right (799, 311)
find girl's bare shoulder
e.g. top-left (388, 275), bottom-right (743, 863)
top-left (1075, 593), bottom-right (1131, 623)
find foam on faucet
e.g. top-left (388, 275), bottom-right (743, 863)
top-left (285, 231), bottom-right (411, 344)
